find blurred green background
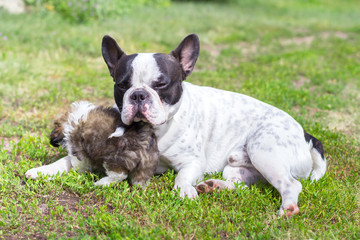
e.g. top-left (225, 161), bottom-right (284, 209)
top-left (0, 0), bottom-right (359, 238)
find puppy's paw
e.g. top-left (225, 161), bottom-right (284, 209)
top-left (94, 177), bottom-right (115, 187)
top-left (25, 166), bottom-right (57, 180)
top-left (130, 180), bottom-right (148, 189)
top-left (108, 127), bottom-right (125, 138)
top-left (95, 171), bottom-right (128, 187)
top-left (174, 184), bottom-right (198, 199)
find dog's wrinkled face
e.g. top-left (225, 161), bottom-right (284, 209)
top-left (102, 34), bottom-right (200, 126)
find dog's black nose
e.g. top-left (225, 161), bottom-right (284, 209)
top-left (130, 90), bottom-right (149, 104)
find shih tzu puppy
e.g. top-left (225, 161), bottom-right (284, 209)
top-left (26, 101), bottom-right (159, 187)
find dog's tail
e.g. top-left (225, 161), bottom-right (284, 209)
top-left (304, 131), bottom-right (326, 181)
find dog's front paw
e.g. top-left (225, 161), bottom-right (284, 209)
top-left (174, 184), bottom-right (198, 199)
top-left (25, 168), bottom-right (40, 179)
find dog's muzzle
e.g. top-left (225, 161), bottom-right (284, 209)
top-left (122, 87), bottom-right (168, 126)
top-left (122, 89), bottom-right (152, 124)
top-left (130, 90), bottom-right (150, 105)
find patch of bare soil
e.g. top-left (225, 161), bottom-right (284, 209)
top-left (327, 108), bottom-right (360, 139)
top-left (202, 43), bottom-right (227, 58)
top-left (280, 36), bottom-right (315, 46)
top-left (356, 182), bottom-right (360, 209)
top-left (292, 82), bottom-right (359, 141)
top-left (235, 42), bottom-right (258, 57)
top-left (326, 84), bottom-right (360, 141)
top-left (0, 137), bottom-right (21, 152)
top-left (53, 192), bottom-right (82, 213)
top-left (279, 31), bottom-right (349, 46)
top-left (3, 191), bottom-right (96, 239)
top-left (201, 41), bottom-right (258, 71)
top-left (293, 75), bottom-right (311, 89)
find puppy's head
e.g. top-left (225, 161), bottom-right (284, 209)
top-left (101, 34), bottom-right (200, 126)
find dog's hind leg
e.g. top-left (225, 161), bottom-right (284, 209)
top-left (196, 165), bottom-right (264, 193)
top-left (253, 162), bottom-right (302, 217)
top-left (248, 146), bottom-right (305, 217)
top-left (196, 148), bottom-right (265, 193)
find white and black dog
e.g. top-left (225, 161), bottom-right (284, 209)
top-left (26, 34), bottom-right (326, 216)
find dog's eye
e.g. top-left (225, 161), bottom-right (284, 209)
top-left (154, 76), bottom-right (169, 89)
top-left (154, 82), bottom-right (168, 89)
top-left (117, 83), bottom-right (128, 90)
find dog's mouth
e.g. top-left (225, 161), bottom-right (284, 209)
top-left (133, 111), bottom-right (147, 122)
top-left (122, 102), bottom-right (167, 127)
top-left (127, 105), bottom-right (152, 124)
top-left (132, 107), bottom-right (166, 126)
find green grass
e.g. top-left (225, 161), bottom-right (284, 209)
top-left (1, 0), bottom-right (360, 238)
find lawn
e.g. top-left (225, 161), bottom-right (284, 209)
top-left (0, 0), bottom-right (360, 238)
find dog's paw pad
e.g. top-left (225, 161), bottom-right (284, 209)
top-left (280, 204), bottom-right (299, 217)
top-left (196, 179), bottom-right (223, 194)
top-left (206, 180), bottom-right (214, 188)
top-left (285, 204), bottom-right (299, 217)
top-left (195, 183), bottom-right (207, 193)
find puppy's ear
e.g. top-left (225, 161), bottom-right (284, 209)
top-left (49, 114), bottom-right (67, 147)
top-left (170, 34), bottom-right (200, 79)
top-left (102, 35), bottom-right (126, 78)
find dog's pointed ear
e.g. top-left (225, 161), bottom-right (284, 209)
top-left (170, 34), bottom-right (200, 79)
top-left (102, 35), bottom-right (126, 78)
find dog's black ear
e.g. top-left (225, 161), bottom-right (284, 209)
top-left (170, 34), bottom-right (200, 79)
top-left (102, 35), bottom-right (126, 78)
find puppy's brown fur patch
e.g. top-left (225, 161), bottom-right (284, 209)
top-left (51, 105), bottom-right (159, 186)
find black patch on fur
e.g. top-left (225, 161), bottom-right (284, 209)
top-left (153, 53), bottom-right (183, 105)
top-left (113, 54), bottom-right (138, 112)
top-left (49, 113), bottom-right (68, 147)
top-left (304, 131), bottom-right (325, 159)
top-left (50, 134), bottom-right (63, 147)
top-left (102, 35), bottom-right (126, 78)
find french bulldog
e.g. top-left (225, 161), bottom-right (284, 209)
top-left (101, 33), bottom-right (326, 216)
top-left (27, 34), bottom-right (326, 216)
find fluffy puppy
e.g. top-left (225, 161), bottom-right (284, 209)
top-left (27, 101), bottom-right (159, 187)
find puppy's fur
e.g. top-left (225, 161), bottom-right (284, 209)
top-left (27, 101), bottom-right (159, 187)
